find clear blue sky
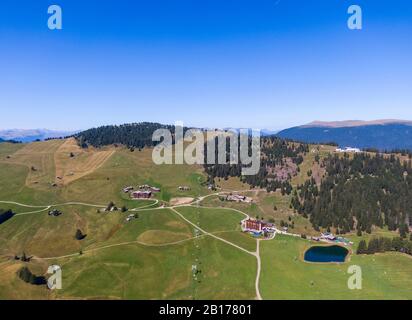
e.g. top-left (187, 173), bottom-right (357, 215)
top-left (1, 0), bottom-right (411, 131)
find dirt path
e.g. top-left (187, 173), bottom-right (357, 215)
top-left (38, 235), bottom-right (208, 261)
top-left (170, 207), bottom-right (256, 257)
top-left (255, 239), bottom-right (262, 300)
top-left (170, 206), bottom-right (263, 300)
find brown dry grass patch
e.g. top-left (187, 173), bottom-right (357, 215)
top-left (54, 138), bottom-right (115, 185)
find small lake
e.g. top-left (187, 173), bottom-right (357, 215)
top-left (304, 245), bottom-right (349, 263)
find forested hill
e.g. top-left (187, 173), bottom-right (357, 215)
top-left (277, 123), bottom-right (412, 151)
top-left (204, 137), bottom-right (309, 192)
top-left (291, 153), bottom-right (412, 237)
top-left (75, 123), bottom-right (179, 149)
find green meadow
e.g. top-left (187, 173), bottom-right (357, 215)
top-left (1, 140), bottom-right (412, 300)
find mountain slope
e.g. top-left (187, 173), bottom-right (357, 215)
top-left (278, 121), bottom-right (412, 151)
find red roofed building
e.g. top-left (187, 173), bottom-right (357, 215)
top-left (131, 191), bottom-right (152, 199)
top-left (242, 219), bottom-right (264, 233)
top-left (242, 219), bottom-right (276, 234)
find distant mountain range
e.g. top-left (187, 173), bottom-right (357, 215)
top-left (0, 129), bottom-right (78, 143)
top-left (277, 120), bottom-right (412, 151)
top-left (3, 119), bottom-right (412, 151)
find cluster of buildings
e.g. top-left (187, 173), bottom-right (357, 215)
top-left (311, 232), bottom-right (353, 246)
top-left (335, 147), bottom-right (362, 153)
top-left (138, 185), bottom-right (161, 192)
top-left (241, 218), bottom-right (276, 238)
top-left (226, 194), bottom-right (252, 203)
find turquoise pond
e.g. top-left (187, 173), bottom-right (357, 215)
top-left (304, 245), bottom-right (349, 263)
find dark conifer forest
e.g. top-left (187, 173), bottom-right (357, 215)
top-left (291, 153), bottom-right (412, 236)
top-left (75, 122), bottom-right (179, 149)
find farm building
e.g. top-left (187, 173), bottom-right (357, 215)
top-left (48, 209), bottom-right (62, 217)
top-left (320, 232), bottom-right (336, 241)
top-left (123, 186), bottom-right (134, 193)
top-left (126, 214), bottom-right (137, 222)
top-left (138, 185), bottom-right (160, 192)
top-left (131, 191), bottom-right (152, 199)
top-left (226, 194), bottom-right (252, 203)
top-left (335, 147), bottom-right (361, 153)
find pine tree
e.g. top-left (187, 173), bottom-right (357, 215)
top-left (75, 229), bottom-right (86, 240)
top-left (357, 240), bottom-right (367, 254)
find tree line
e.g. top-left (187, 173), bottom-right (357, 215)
top-left (203, 136), bottom-right (308, 193)
top-left (357, 236), bottom-right (412, 256)
top-left (75, 122), bottom-right (182, 149)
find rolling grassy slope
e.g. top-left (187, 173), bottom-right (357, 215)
top-left (1, 139), bottom-right (412, 300)
top-left (3, 140), bottom-right (64, 189)
top-left (0, 206), bottom-right (256, 299)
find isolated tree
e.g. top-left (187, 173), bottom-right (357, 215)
top-left (106, 201), bottom-right (115, 211)
top-left (0, 209), bottom-right (14, 224)
top-left (357, 240), bottom-right (367, 255)
top-left (20, 251), bottom-right (30, 262)
top-left (399, 224), bottom-right (409, 239)
top-left (75, 229), bottom-right (86, 240)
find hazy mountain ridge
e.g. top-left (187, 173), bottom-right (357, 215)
top-left (0, 129), bottom-right (78, 143)
top-left (303, 119), bottom-right (412, 128)
top-left (278, 120), bottom-right (412, 151)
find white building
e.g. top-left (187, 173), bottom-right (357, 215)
top-left (335, 147), bottom-right (361, 153)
